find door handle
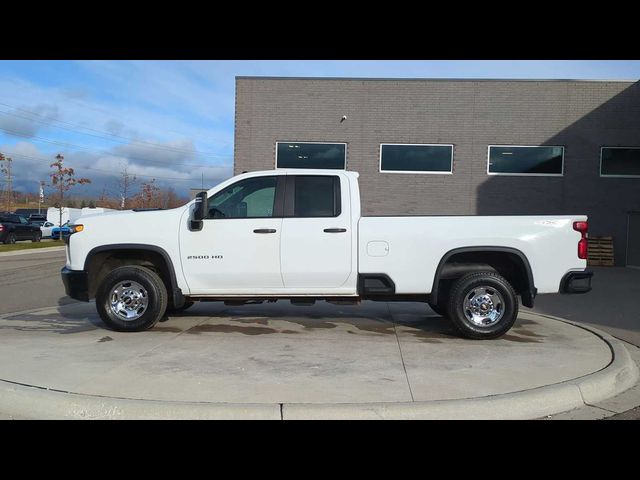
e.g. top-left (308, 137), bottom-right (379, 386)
top-left (253, 229), bottom-right (277, 234)
top-left (323, 228), bottom-right (347, 233)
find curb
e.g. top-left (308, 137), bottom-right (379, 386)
top-left (0, 246), bottom-right (65, 258)
top-left (532, 314), bottom-right (640, 405)
top-left (0, 382), bottom-right (281, 419)
top-left (0, 315), bottom-right (637, 420)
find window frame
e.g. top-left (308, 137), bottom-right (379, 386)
top-left (283, 175), bottom-right (342, 218)
top-left (275, 141), bottom-right (347, 170)
top-left (486, 145), bottom-right (565, 177)
top-left (204, 175), bottom-right (285, 220)
top-left (600, 146), bottom-right (640, 178)
top-left (378, 143), bottom-right (454, 175)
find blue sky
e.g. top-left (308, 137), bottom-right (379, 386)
top-left (1, 60), bottom-right (639, 198)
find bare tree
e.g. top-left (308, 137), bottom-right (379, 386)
top-left (137, 179), bottom-right (161, 209)
top-left (116, 165), bottom-right (137, 210)
top-left (49, 154), bottom-right (91, 227)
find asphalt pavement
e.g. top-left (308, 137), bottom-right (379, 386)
top-left (0, 249), bottom-right (73, 315)
top-left (531, 267), bottom-right (640, 348)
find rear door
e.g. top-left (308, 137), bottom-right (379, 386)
top-left (280, 174), bottom-right (352, 289)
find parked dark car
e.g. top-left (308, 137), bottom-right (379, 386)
top-left (0, 214), bottom-right (42, 244)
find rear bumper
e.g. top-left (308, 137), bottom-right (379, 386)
top-left (560, 270), bottom-right (593, 294)
top-left (61, 267), bottom-right (90, 302)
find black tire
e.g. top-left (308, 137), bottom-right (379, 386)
top-left (95, 266), bottom-right (168, 332)
top-left (446, 271), bottom-right (518, 340)
top-left (166, 300), bottom-right (194, 315)
top-left (32, 232), bottom-right (41, 242)
top-left (4, 233), bottom-right (16, 244)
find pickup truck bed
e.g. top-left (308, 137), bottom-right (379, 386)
top-left (359, 215), bottom-right (584, 295)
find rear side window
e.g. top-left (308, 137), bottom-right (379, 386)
top-left (291, 176), bottom-right (340, 217)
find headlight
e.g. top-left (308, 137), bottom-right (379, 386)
top-left (63, 224), bottom-right (84, 244)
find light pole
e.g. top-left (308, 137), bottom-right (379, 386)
top-left (38, 181), bottom-right (45, 214)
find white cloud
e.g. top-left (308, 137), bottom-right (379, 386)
top-left (0, 75), bottom-right (234, 157)
top-left (2, 139), bottom-right (232, 197)
top-left (0, 103), bottom-right (59, 138)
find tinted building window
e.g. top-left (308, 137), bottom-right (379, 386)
top-left (601, 147), bottom-right (640, 177)
top-left (488, 146), bottom-right (564, 175)
top-left (276, 142), bottom-right (346, 169)
top-left (380, 144), bottom-right (453, 173)
top-left (293, 176), bottom-right (339, 217)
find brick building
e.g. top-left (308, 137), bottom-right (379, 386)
top-left (233, 77), bottom-right (640, 266)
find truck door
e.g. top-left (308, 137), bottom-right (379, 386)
top-left (179, 175), bottom-right (285, 294)
top-left (280, 174), bottom-right (352, 289)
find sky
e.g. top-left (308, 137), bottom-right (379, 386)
top-left (1, 60), bottom-right (639, 200)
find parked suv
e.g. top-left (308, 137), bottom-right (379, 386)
top-left (0, 214), bottom-right (42, 244)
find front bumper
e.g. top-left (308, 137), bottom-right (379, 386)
top-left (61, 267), bottom-right (90, 302)
top-left (560, 270), bottom-right (593, 294)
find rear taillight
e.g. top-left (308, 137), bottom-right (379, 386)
top-left (573, 221), bottom-right (588, 234)
top-left (578, 238), bottom-right (588, 259)
top-left (573, 221), bottom-right (588, 259)
top-left (0, 225), bottom-right (3, 232)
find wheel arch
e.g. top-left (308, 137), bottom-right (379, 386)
top-left (431, 246), bottom-right (536, 308)
top-left (84, 244), bottom-right (184, 307)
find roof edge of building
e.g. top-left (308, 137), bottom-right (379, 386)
top-left (235, 76), bottom-right (638, 83)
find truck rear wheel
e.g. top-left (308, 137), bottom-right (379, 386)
top-left (96, 266), bottom-right (168, 332)
top-left (4, 233), bottom-right (15, 244)
top-left (446, 271), bottom-right (518, 339)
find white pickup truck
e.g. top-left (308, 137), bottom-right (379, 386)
top-left (61, 169), bottom-right (592, 339)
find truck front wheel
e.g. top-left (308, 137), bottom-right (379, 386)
top-left (96, 266), bottom-right (168, 332)
top-left (446, 271), bottom-right (518, 339)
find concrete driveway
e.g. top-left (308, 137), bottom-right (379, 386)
top-left (0, 299), bottom-right (637, 419)
top-left (0, 250), bottom-right (639, 419)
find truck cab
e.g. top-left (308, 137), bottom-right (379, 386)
top-left (181, 170), bottom-right (358, 296)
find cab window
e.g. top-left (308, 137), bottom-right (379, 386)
top-left (207, 176), bottom-right (278, 219)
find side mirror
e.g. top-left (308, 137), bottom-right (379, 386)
top-left (194, 191), bottom-right (207, 220)
top-left (190, 191), bottom-right (207, 231)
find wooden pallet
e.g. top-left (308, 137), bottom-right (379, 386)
top-left (588, 236), bottom-right (614, 266)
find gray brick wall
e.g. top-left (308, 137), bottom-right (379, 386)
top-left (234, 77), bottom-right (640, 265)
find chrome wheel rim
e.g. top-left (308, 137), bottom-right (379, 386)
top-left (462, 286), bottom-right (505, 327)
top-left (109, 281), bottom-right (149, 321)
